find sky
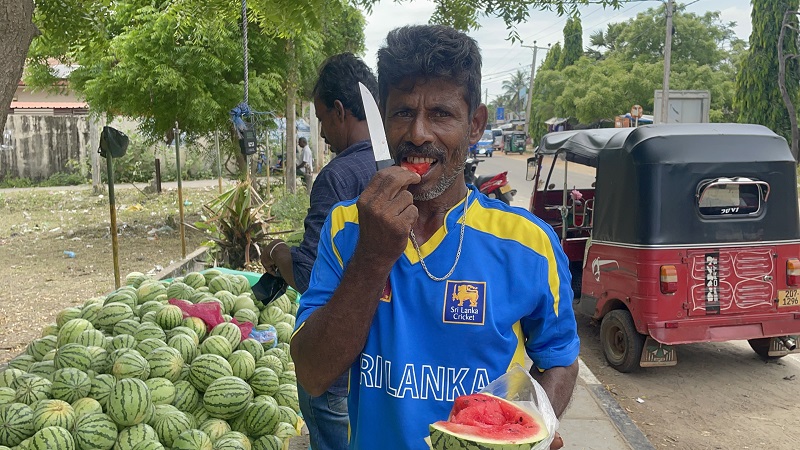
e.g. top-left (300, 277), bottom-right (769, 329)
top-left (360, 0), bottom-right (753, 104)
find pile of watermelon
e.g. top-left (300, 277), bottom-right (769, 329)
top-left (0, 269), bottom-right (302, 450)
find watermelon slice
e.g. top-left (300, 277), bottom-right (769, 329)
top-left (429, 393), bottom-right (548, 449)
top-left (400, 161), bottom-right (431, 176)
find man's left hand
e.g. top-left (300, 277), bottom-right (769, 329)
top-left (261, 240), bottom-right (286, 276)
top-left (550, 432), bottom-right (563, 449)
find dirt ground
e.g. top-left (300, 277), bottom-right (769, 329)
top-left (0, 184), bottom-right (221, 364)
top-left (577, 313), bottom-right (800, 450)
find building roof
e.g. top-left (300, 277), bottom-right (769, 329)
top-left (10, 101), bottom-right (89, 109)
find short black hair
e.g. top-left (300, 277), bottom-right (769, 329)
top-left (312, 53), bottom-right (378, 121)
top-left (377, 25), bottom-right (482, 115)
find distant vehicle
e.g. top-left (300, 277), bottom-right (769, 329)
top-left (503, 131), bottom-right (527, 154)
top-left (527, 124), bottom-right (800, 372)
top-left (491, 128), bottom-right (504, 152)
top-left (475, 130), bottom-right (494, 157)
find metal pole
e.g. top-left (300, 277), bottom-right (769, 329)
top-left (215, 129), bottom-right (223, 194)
top-left (106, 154), bottom-right (121, 289)
top-left (174, 122), bottom-right (186, 259)
top-left (661, 0), bottom-right (674, 123)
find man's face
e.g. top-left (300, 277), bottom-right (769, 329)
top-left (314, 97), bottom-right (344, 154)
top-left (299, 138), bottom-right (307, 148)
top-left (384, 77), bottom-right (485, 201)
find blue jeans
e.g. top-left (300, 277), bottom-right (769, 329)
top-left (297, 383), bottom-right (349, 450)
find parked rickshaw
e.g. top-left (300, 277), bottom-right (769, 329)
top-left (503, 131), bottom-right (527, 154)
top-left (527, 124), bottom-right (800, 372)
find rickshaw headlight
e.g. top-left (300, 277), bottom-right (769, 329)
top-left (660, 265), bottom-right (678, 294)
top-left (787, 259), bottom-right (800, 286)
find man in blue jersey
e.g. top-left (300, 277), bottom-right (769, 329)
top-left (291, 25), bottom-right (579, 450)
top-left (261, 53), bottom-right (378, 450)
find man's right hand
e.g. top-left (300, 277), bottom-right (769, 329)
top-left (355, 166), bottom-right (420, 265)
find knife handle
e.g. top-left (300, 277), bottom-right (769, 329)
top-left (376, 159), bottom-right (395, 171)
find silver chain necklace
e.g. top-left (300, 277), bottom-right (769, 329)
top-left (408, 191), bottom-right (469, 282)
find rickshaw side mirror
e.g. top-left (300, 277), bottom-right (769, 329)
top-left (526, 156), bottom-right (537, 181)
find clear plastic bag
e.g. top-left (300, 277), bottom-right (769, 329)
top-left (480, 363), bottom-right (559, 450)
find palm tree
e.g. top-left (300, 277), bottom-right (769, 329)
top-left (501, 69), bottom-right (530, 120)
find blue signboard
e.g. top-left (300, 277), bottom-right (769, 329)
top-left (496, 107), bottom-right (505, 121)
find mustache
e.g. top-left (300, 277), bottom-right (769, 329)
top-left (394, 142), bottom-right (446, 162)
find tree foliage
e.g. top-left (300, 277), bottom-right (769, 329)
top-left (501, 70), bottom-right (530, 119)
top-left (529, 4), bottom-right (745, 145)
top-left (734, 0), bottom-right (800, 144)
top-left (557, 16), bottom-right (582, 69)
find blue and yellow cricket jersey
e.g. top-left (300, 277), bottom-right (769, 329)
top-left (295, 185), bottom-right (580, 450)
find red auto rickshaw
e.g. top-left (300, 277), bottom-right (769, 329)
top-left (527, 124), bottom-right (800, 372)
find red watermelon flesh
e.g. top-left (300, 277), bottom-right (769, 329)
top-left (400, 161), bottom-right (431, 175)
top-left (429, 393), bottom-right (548, 447)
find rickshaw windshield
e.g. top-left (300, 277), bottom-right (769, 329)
top-left (696, 177), bottom-right (770, 217)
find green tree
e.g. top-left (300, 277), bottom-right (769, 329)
top-left (540, 42), bottom-right (562, 71)
top-left (557, 16), bottom-right (582, 69)
top-left (734, 0), bottom-right (800, 153)
top-left (501, 70), bottom-right (530, 119)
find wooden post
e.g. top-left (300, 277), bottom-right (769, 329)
top-left (174, 122), bottom-right (186, 259)
top-left (106, 154), bottom-right (121, 289)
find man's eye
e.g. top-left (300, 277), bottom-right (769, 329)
top-left (394, 111), bottom-right (412, 118)
top-left (431, 110), bottom-right (450, 118)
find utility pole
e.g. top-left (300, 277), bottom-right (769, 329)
top-left (522, 42), bottom-right (549, 136)
top-left (485, 89), bottom-right (488, 105)
top-left (660, 0), bottom-right (674, 124)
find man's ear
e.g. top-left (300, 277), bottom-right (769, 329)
top-left (333, 100), bottom-right (347, 123)
top-left (469, 104), bottom-right (489, 144)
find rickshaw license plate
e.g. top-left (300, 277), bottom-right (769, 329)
top-left (778, 289), bottom-right (799, 308)
top-left (499, 184), bottom-right (511, 194)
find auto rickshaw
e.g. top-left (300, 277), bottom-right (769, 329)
top-left (503, 131), bottom-right (527, 154)
top-left (526, 124), bottom-right (800, 372)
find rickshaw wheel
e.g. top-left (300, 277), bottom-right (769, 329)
top-left (747, 338), bottom-right (786, 360)
top-left (600, 310), bottom-right (645, 373)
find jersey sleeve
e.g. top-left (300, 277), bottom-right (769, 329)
top-left (520, 225), bottom-right (580, 370)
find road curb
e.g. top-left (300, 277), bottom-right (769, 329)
top-left (578, 358), bottom-right (656, 450)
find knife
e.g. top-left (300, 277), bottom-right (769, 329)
top-left (358, 82), bottom-right (394, 170)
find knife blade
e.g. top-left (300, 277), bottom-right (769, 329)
top-left (358, 82), bottom-right (394, 170)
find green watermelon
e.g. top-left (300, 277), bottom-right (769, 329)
top-left (203, 377), bottom-right (253, 420)
top-left (217, 431), bottom-right (250, 449)
top-left (0, 402), bottom-right (35, 446)
top-left (107, 378), bottom-right (151, 427)
top-left (111, 351), bottom-right (150, 381)
top-left (56, 308), bottom-right (82, 328)
top-left (167, 327), bottom-right (200, 346)
top-left (88, 374), bottom-right (116, 408)
top-left (53, 344), bottom-right (92, 372)
top-left (198, 418), bottom-right (231, 442)
top-left (136, 281), bottom-right (167, 304)
top-left (170, 381), bottom-right (200, 412)
top-left (50, 369), bottom-right (91, 404)
top-left (95, 303), bottom-right (135, 332)
top-left (28, 425), bottom-right (75, 450)
top-left (137, 301), bottom-right (165, 319)
top-left (72, 412), bottom-right (117, 450)
top-left (70, 398), bottom-right (103, 418)
top-left (86, 346), bottom-right (110, 374)
top-left (13, 376), bottom-right (52, 405)
top-left (110, 334), bottom-right (137, 351)
top-left (428, 393), bottom-right (549, 450)
top-left (237, 338), bottom-right (265, 361)
top-left (250, 434), bottom-right (282, 450)
top-left (227, 351), bottom-right (256, 381)
top-left (188, 354), bottom-right (233, 392)
top-left (243, 400), bottom-right (279, 437)
top-left (144, 378), bottom-right (175, 406)
top-left (32, 399), bottom-right (75, 430)
top-left (57, 319), bottom-right (94, 347)
top-left (0, 387), bottom-right (14, 404)
top-left (168, 334), bottom-right (199, 364)
top-left (272, 421), bottom-right (297, 441)
top-left (180, 317), bottom-right (207, 341)
top-left (153, 411), bottom-right (193, 447)
top-left (209, 323), bottom-right (243, 349)
top-left (249, 368), bottom-right (279, 397)
top-left (136, 338), bottom-right (168, 358)
top-left (155, 305), bottom-right (184, 330)
top-left (115, 423), bottom-right (158, 450)
top-left (273, 384), bottom-right (299, 413)
top-left (255, 355), bottom-right (283, 377)
top-left (130, 440), bottom-right (165, 450)
top-left (183, 272), bottom-right (206, 289)
top-left (113, 320), bottom-right (141, 337)
top-left (26, 361), bottom-right (56, 382)
top-left (146, 347), bottom-right (184, 382)
top-left (26, 336), bottom-right (57, 362)
top-left (212, 437), bottom-right (249, 450)
top-left (199, 336), bottom-right (233, 359)
top-left (125, 272), bottom-right (149, 288)
top-left (133, 323), bottom-right (167, 343)
top-left (171, 429), bottom-right (212, 450)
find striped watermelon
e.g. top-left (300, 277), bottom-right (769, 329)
top-left (32, 399), bottom-right (75, 430)
top-left (199, 336), bottom-right (232, 359)
top-left (217, 431), bottom-right (250, 448)
top-left (212, 437), bottom-right (249, 450)
top-left (188, 355), bottom-right (233, 392)
top-left (272, 421), bottom-right (297, 441)
top-left (171, 381), bottom-right (200, 412)
top-left (213, 292), bottom-right (237, 315)
top-left (153, 410), bottom-right (193, 447)
top-left (155, 305), bottom-right (184, 330)
top-left (237, 338), bottom-right (265, 362)
top-left (140, 311), bottom-right (158, 324)
top-left (28, 425), bottom-right (75, 450)
top-left (23, 361), bottom-right (55, 381)
top-left (6, 355), bottom-right (35, 372)
top-left (262, 348), bottom-right (289, 367)
top-left (57, 319), bottom-right (94, 347)
top-left (104, 289), bottom-right (138, 309)
top-left (227, 351), bottom-right (256, 381)
top-left (250, 434), bottom-right (282, 450)
top-left (144, 378), bottom-right (175, 406)
top-left (253, 394), bottom-right (278, 406)
top-left (110, 334), bottom-right (137, 351)
top-left (0, 387), bottom-right (14, 404)
top-left (72, 412), bottom-right (117, 450)
top-left (146, 347), bottom-right (184, 382)
top-left (255, 355), bottom-right (283, 377)
top-left (232, 309), bottom-right (258, 325)
top-left (180, 317), bottom-right (207, 341)
top-left (78, 303), bottom-right (103, 327)
top-left (209, 323), bottom-right (243, 348)
top-left (183, 272), bottom-right (206, 289)
top-left (138, 301), bottom-right (165, 319)
top-left (53, 344), bottom-right (92, 372)
top-left (198, 418), bottom-right (230, 442)
top-left (273, 323), bottom-right (294, 346)
top-left (249, 368), bottom-right (279, 397)
top-left (56, 307), bottom-right (82, 328)
top-left (277, 405), bottom-right (299, 428)
top-left (125, 272), bottom-right (149, 288)
top-left (86, 346), bottom-right (110, 374)
top-left (279, 371), bottom-right (296, 386)
top-left (41, 323), bottom-right (60, 338)
top-left (136, 338), bottom-right (167, 358)
top-left (0, 402), bottom-right (35, 446)
top-left (88, 374), bottom-right (116, 408)
top-left (107, 378), bottom-right (151, 427)
top-left (168, 334), bottom-right (199, 364)
top-left (167, 327), bottom-right (200, 346)
top-left (243, 400), bottom-right (279, 437)
top-left (166, 282), bottom-right (195, 301)
top-left (111, 351), bottom-right (150, 381)
top-left (74, 329), bottom-right (106, 349)
top-left (50, 369), bottom-right (91, 404)
top-left (171, 429), bottom-right (212, 450)
top-left (26, 336), bottom-right (57, 362)
top-left (202, 269), bottom-right (223, 284)
top-left (203, 377), bottom-right (253, 419)
top-left (258, 306), bottom-right (285, 326)
top-left (136, 281), bottom-right (167, 304)
top-left (273, 384), bottom-right (299, 413)
top-left (95, 303), bottom-right (135, 332)
top-left (13, 375), bottom-right (52, 405)
top-left (130, 440), bottom-right (165, 450)
top-left (133, 323), bottom-right (167, 343)
top-left (208, 276), bottom-right (235, 295)
top-left (113, 320), bottom-right (141, 337)
top-left (70, 398), bottom-right (102, 418)
top-left (115, 423), bottom-right (158, 450)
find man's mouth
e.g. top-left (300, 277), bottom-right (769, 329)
top-left (400, 156), bottom-right (438, 176)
